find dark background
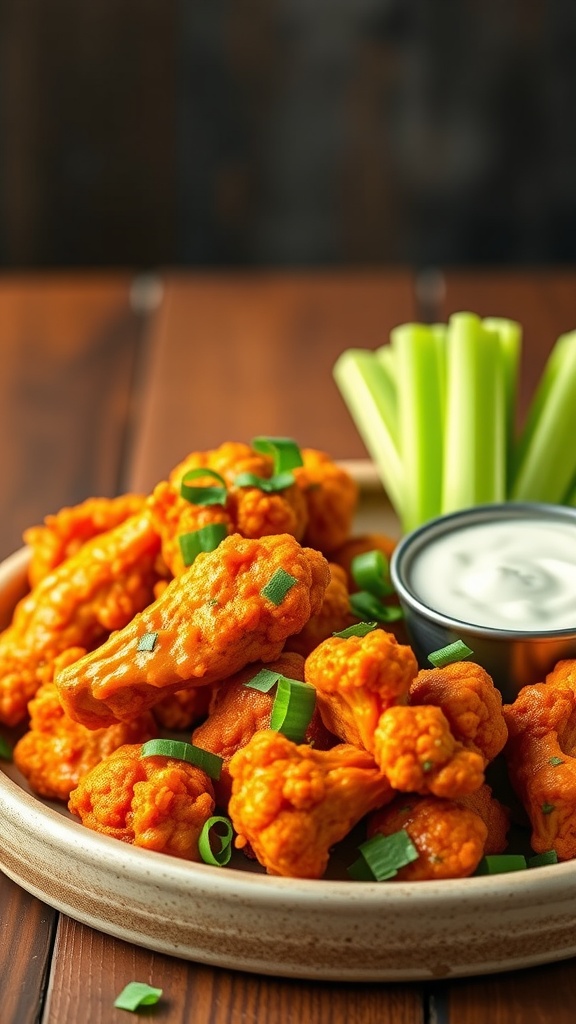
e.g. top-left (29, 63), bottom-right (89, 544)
top-left (1, 0), bottom-right (574, 269)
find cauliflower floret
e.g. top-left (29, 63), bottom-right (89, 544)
top-left (293, 449), bottom-right (358, 554)
top-left (286, 564), bottom-right (354, 658)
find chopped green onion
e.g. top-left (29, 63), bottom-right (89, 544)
top-left (137, 631), bottom-right (158, 653)
top-left (332, 621), bottom-right (378, 639)
top-left (180, 468), bottom-right (228, 506)
top-left (475, 855), bottom-right (527, 875)
top-left (548, 756), bottom-right (564, 767)
top-left (0, 735), bottom-right (13, 760)
top-left (198, 815), bottom-right (234, 867)
top-left (178, 522), bottom-right (228, 567)
top-left (113, 982), bottom-right (163, 1012)
top-left (350, 550), bottom-right (394, 598)
top-left (244, 668), bottom-right (282, 692)
top-left (541, 802), bottom-right (555, 815)
top-left (140, 739), bottom-right (223, 781)
top-left (233, 471), bottom-right (295, 493)
top-left (349, 591), bottom-right (403, 623)
top-left (261, 568), bottom-right (298, 605)
top-left (528, 850), bottom-right (558, 868)
top-left (348, 829), bottom-right (419, 882)
top-left (270, 678), bottom-right (316, 744)
top-left (427, 639), bottom-right (474, 668)
top-left (251, 436), bottom-right (303, 473)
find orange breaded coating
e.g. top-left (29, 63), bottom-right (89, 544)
top-left (410, 661), bottom-right (508, 764)
top-left (14, 677), bottom-right (157, 801)
top-left (23, 493), bottom-right (146, 588)
top-left (458, 784), bottom-right (510, 855)
top-left (293, 449), bottom-right (358, 554)
top-left (503, 661), bottom-right (576, 859)
top-left (286, 563), bottom-right (354, 658)
top-left (152, 685), bottom-right (212, 731)
top-left (330, 533), bottom-right (397, 592)
top-left (228, 730), bottom-right (393, 877)
top-left (226, 481), bottom-right (308, 543)
top-left (68, 743), bottom-right (215, 859)
top-left (304, 629), bottom-right (417, 751)
top-left (169, 441), bottom-right (272, 489)
top-left (57, 533), bottom-right (330, 729)
top-left (148, 480), bottom-right (232, 577)
top-left (374, 704), bottom-right (485, 798)
top-left (0, 512), bottom-right (161, 727)
top-left (193, 652), bottom-right (335, 806)
top-left (367, 795), bottom-right (488, 880)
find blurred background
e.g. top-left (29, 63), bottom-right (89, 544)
top-left (1, 0), bottom-right (575, 271)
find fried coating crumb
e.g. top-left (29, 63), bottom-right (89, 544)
top-left (374, 704), bottom-right (485, 798)
top-left (367, 795), bottom-right (488, 880)
top-left (286, 563), bottom-right (354, 657)
top-left (148, 480), bottom-right (232, 577)
top-left (68, 742), bottom-right (215, 859)
top-left (410, 661), bottom-right (508, 764)
top-left (169, 441), bottom-right (271, 490)
top-left (228, 730), bottom-right (392, 877)
top-left (293, 449), bottom-right (358, 554)
top-left (304, 629), bottom-right (417, 751)
top-left (457, 784), bottom-right (510, 855)
top-left (152, 685), bottom-right (212, 731)
top-left (57, 533), bottom-right (330, 728)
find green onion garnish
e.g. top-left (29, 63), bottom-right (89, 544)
top-left (427, 639), bottom-right (474, 668)
top-left (113, 982), bottom-right (163, 1012)
top-left (541, 802), bottom-right (555, 815)
top-left (350, 550), bottom-right (394, 599)
top-left (332, 621), bottom-right (378, 639)
top-left (0, 735), bottom-right (13, 760)
top-left (233, 471), bottom-right (296, 493)
top-left (140, 739), bottom-right (223, 781)
top-left (349, 591), bottom-right (403, 623)
top-left (261, 568), bottom-right (298, 605)
top-left (137, 631), bottom-right (158, 653)
top-left (269, 678), bottom-right (316, 744)
top-left (244, 668), bottom-right (283, 692)
top-left (475, 855), bottom-right (527, 875)
top-left (178, 522), bottom-right (228, 567)
top-left (348, 829), bottom-right (419, 882)
top-left (251, 436), bottom-right (304, 473)
top-left (528, 850), bottom-right (558, 868)
top-left (548, 756), bottom-right (564, 767)
top-left (180, 468), bottom-right (228, 506)
top-left (198, 815), bottom-right (234, 867)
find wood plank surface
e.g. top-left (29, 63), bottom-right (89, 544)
top-left (128, 270), bottom-right (416, 492)
top-left (0, 879), bottom-right (57, 1024)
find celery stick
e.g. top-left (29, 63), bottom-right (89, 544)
top-left (391, 323), bottom-right (444, 532)
top-left (483, 317), bottom-right (522, 488)
top-left (375, 342), bottom-right (397, 398)
top-left (441, 313), bottom-right (506, 514)
top-left (333, 349), bottom-right (404, 517)
top-left (511, 331), bottom-right (576, 504)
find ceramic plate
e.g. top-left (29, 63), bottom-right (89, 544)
top-left (2, 466), bottom-right (576, 981)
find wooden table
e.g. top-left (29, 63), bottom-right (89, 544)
top-left (1, 269), bottom-right (576, 1023)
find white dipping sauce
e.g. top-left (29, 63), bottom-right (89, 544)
top-left (409, 518), bottom-right (576, 632)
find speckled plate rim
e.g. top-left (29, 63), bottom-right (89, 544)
top-left (3, 470), bottom-right (576, 980)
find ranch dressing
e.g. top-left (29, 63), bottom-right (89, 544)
top-left (408, 518), bottom-right (576, 632)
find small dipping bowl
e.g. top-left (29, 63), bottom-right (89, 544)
top-left (390, 503), bottom-right (576, 702)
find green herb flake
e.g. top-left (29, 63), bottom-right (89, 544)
top-left (421, 760), bottom-right (434, 773)
top-left (180, 468), bottom-right (228, 506)
top-left (261, 567), bottom-right (298, 606)
top-left (541, 802), bottom-right (555, 815)
top-left (198, 815), bottom-right (234, 867)
top-left (332, 621), bottom-right (378, 639)
top-left (251, 436), bottom-right (304, 473)
top-left (269, 678), bottom-right (316, 744)
top-left (548, 756), bottom-right (564, 767)
top-left (350, 549), bottom-right (394, 599)
top-left (349, 591), bottom-right (403, 623)
top-left (244, 668), bottom-right (282, 693)
top-left (113, 981), bottom-right (163, 1012)
top-left (348, 829), bottom-right (419, 882)
top-left (0, 735), bottom-right (13, 760)
top-left (137, 631), bottom-right (158, 653)
top-left (233, 471), bottom-right (295, 493)
top-left (427, 639), bottom-right (474, 668)
top-left (475, 854), bottom-right (527, 875)
top-left (178, 522), bottom-right (228, 567)
top-left (140, 739), bottom-right (223, 781)
top-left (528, 849), bottom-right (558, 868)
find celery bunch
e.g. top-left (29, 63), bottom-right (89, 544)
top-left (333, 314), bottom-right (576, 534)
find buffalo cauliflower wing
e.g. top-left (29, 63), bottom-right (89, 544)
top-left (147, 479), bottom-right (232, 577)
top-left (56, 533), bottom-right (330, 728)
top-left (304, 629), bottom-right (417, 751)
top-left (68, 742), bottom-right (215, 859)
top-left (293, 449), bottom-right (358, 554)
top-left (228, 729), bottom-right (392, 877)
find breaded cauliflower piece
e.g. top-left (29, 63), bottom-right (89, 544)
top-left (367, 795), bottom-right (488, 880)
top-left (228, 730), bottom-right (393, 877)
top-left (152, 685), bottom-right (212, 731)
top-left (304, 629), bottom-right (417, 751)
top-left (458, 784), bottom-right (510, 855)
top-left (410, 661), bottom-right (508, 764)
top-left (68, 742), bottom-right (215, 859)
top-left (23, 493), bottom-right (146, 588)
top-left (14, 663), bottom-right (157, 801)
top-left (56, 533), bottom-right (330, 729)
top-left (0, 512), bottom-right (161, 727)
top-left (148, 480), bottom-right (232, 577)
top-left (285, 563), bottom-right (354, 658)
top-left (330, 532), bottom-right (397, 592)
top-left (503, 661), bottom-right (576, 859)
top-left (226, 481), bottom-right (308, 543)
top-left (169, 441), bottom-right (271, 490)
top-left (373, 704), bottom-right (484, 798)
top-left (293, 449), bottom-right (358, 554)
top-left (193, 652), bottom-right (335, 806)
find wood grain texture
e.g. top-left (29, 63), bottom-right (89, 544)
top-left (127, 270), bottom-right (416, 492)
top-left (445, 959), bottom-right (576, 1024)
top-left (0, 274), bottom-right (143, 559)
top-left (0, 875), bottom-right (57, 1024)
